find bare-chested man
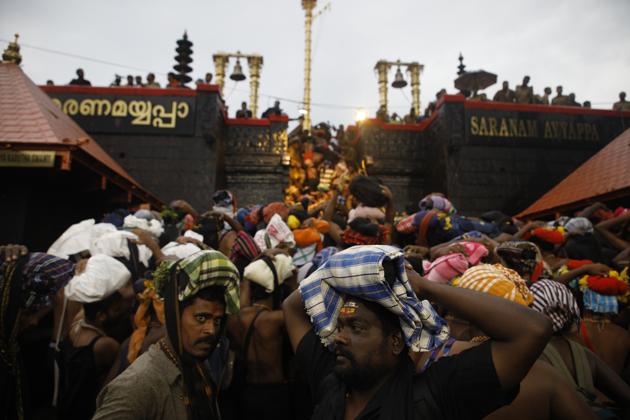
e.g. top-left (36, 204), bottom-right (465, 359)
top-left (227, 252), bottom-right (296, 420)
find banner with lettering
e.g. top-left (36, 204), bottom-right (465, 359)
top-left (0, 150), bottom-right (55, 168)
top-left (463, 108), bottom-right (623, 145)
top-left (48, 93), bottom-right (196, 135)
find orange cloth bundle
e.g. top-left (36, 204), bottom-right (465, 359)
top-left (263, 202), bottom-right (289, 224)
top-left (454, 263), bottom-right (534, 306)
top-left (530, 227), bottom-right (565, 245)
top-left (128, 286), bottom-right (165, 364)
top-left (294, 228), bottom-right (322, 249)
top-left (311, 219), bottom-right (330, 234)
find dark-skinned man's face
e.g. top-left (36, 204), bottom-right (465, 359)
top-left (180, 297), bottom-right (226, 359)
top-left (332, 298), bottom-right (400, 390)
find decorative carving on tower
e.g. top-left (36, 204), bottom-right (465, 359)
top-left (173, 32), bottom-right (193, 87)
top-left (2, 34), bottom-right (22, 64)
top-left (457, 53), bottom-right (466, 75)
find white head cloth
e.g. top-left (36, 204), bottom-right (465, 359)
top-left (48, 219), bottom-right (117, 259)
top-left (244, 254), bottom-right (294, 292)
top-left (90, 230), bottom-right (152, 267)
top-left (122, 214), bottom-right (164, 238)
top-left (64, 254), bottom-right (131, 303)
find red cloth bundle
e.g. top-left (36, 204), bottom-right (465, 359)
top-left (530, 227), bottom-right (565, 245)
top-left (586, 276), bottom-right (629, 296)
top-left (342, 228), bottom-right (380, 246)
top-left (566, 259), bottom-right (594, 270)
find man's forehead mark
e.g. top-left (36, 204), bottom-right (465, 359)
top-left (340, 300), bottom-right (359, 316)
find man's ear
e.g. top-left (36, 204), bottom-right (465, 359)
top-left (391, 331), bottom-right (404, 356)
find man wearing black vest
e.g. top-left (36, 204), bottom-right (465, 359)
top-left (284, 245), bottom-right (552, 419)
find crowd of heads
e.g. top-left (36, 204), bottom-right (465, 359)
top-left (2, 166), bottom-right (629, 418)
top-left (54, 68), bottom-right (216, 89)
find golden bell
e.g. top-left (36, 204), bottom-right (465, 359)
top-left (230, 59), bottom-right (246, 81)
top-left (391, 67), bottom-right (407, 88)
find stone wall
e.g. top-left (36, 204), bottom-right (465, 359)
top-left (224, 117), bottom-right (289, 206)
top-left (358, 122), bottom-right (428, 211)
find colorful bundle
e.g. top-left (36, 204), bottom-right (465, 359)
top-left (566, 259), bottom-right (594, 270)
top-left (529, 226), bottom-right (565, 245)
top-left (578, 268), bottom-right (630, 301)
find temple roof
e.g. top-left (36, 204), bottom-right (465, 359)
top-left (0, 63), bottom-right (161, 206)
top-left (518, 127), bottom-right (630, 218)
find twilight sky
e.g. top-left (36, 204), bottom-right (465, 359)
top-left (2, 0), bottom-right (629, 127)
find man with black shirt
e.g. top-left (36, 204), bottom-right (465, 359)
top-left (69, 68), bottom-right (91, 86)
top-left (235, 101), bottom-right (253, 118)
top-left (284, 245), bottom-right (552, 419)
top-left (261, 100), bottom-right (284, 118)
top-left (493, 81), bottom-right (515, 103)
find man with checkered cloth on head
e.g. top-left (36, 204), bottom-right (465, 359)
top-left (93, 250), bottom-right (240, 420)
top-left (284, 245), bottom-right (552, 419)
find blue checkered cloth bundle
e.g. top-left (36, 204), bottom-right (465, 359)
top-left (583, 288), bottom-right (619, 314)
top-left (299, 245), bottom-right (449, 352)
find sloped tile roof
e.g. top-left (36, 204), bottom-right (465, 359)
top-left (0, 63), bottom-right (160, 205)
top-left (518, 128), bottom-right (630, 217)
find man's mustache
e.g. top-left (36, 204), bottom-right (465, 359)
top-left (194, 336), bottom-right (217, 346)
top-left (335, 347), bottom-right (355, 363)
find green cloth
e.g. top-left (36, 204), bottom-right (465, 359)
top-left (176, 250), bottom-right (240, 314)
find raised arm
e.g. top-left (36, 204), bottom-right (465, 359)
top-left (554, 263), bottom-right (611, 285)
top-left (595, 212), bottom-right (630, 252)
top-left (407, 268), bottom-right (552, 389)
top-left (282, 288), bottom-right (312, 352)
top-left (320, 190), bottom-right (345, 246)
top-left (576, 202), bottom-right (608, 219)
top-left (511, 220), bottom-right (547, 240)
top-left (132, 228), bottom-right (166, 263)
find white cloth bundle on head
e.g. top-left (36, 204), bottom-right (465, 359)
top-left (184, 230), bottom-right (204, 242)
top-left (253, 214), bottom-right (295, 251)
top-left (214, 205), bottom-right (235, 231)
top-left (47, 219), bottom-right (117, 259)
top-left (90, 230), bottom-right (153, 267)
top-left (347, 205), bottom-right (386, 223)
top-left (244, 254), bottom-right (294, 292)
top-left (64, 255), bottom-right (131, 303)
top-left (161, 242), bottom-right (202, 259)
top-left (293, 243), bottom-right (317, 267)
top-left (564, 217), bottom-right (594, 236)
top-left (123, 215), bottom-right (164, 238)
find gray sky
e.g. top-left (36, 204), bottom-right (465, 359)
top-left (2, 0), bottom-right (629, 127)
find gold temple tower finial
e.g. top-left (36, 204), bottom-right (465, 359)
top-left (301, 0), bottom-right (317, 132)
top-left (2, 33), bottom-right (22, 65)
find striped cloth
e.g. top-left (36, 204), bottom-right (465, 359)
top-left (293, 243), bottom-right (318, 267)
top-left (175, 250), bottom-right (241, 314)
top-left (583, 288), bottom-right (618, 314)
top-left (299, 245), bottom-right (449, 352)
top-left (311, 246), bottom-right (339, 271)
top-left (395, 213), bottom-right (416, 234)
top-left (22, 252), bottom-right (75, 310)
top-left (454, 264), bottom-right (534, 306)
top-left (530, 279), bottom-right (580, 332)
top-left (230, 231), bottom-right (261, 264)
